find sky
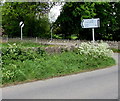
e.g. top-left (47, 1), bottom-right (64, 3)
top-left (49, 4), bottom-right (64, 23)
top-left (1, 0), bottom-right (5, 3)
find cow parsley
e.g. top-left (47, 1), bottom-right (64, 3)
top-left (78, 42), bottom-right (113, 58)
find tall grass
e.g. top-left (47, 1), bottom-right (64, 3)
top-left (1, 41), bottom-right (48, 48)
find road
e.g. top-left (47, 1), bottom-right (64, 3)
top-left (2, 53), bottom-right (119, 99)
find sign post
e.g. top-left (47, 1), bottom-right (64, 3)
top-left (51, 27), bottom-right (53, 41)
top-left (19, 21), bottom-right (24, 40)
top-left (92, 28), bottom-right (95, 43)
top-left (21, 26), bottom-right (23, 40)
top-left (81, 18), bottom-right (100, 43)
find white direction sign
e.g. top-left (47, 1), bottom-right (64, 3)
top-left (81, 18), bottom-right (100, 28)
top-left (81, 18), bottom-right (100, 43)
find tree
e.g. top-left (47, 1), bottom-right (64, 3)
top-left (54, 2), bottom-right (96, 39)
top-left (113, 2), bottom-right (120, 40)
top-left (94, 2), bottom-right (119, 41)
top-left (54, 2), bottom-right (120, 40)
top-left (2, 2), bottom-right (51, 37)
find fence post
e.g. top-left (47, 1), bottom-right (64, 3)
top-left (36, 37), bottom-right (38, 43)
top-left (7, 36), bottom-right (8, 42)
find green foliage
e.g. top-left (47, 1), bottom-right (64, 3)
top-left (111, 48), bottom-right (120, 53)
top-left (2, 43), bottom-right (115, 85)
top-left (2, 43), bottom-right (46, 62)
top-left (0, 8), bottom-right (1, 27)
top-left (2, 2), bottom-right (50, 37)
top-left (54, 2), bottom-right (120, 40)
top-left (94, 2), bottom-right (120, 40)
top-left (54, 2), bottom-right (96, 39)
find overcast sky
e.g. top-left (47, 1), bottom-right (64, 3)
top-left (49, 4), bottom-right (64, 23)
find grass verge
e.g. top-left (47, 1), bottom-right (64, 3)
top-left (2, 50), bottom-right (116, 87)
top-left (111, 48), bottom-right (120, 53)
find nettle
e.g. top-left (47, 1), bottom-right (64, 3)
top-left (78, 42), bottom-right (113, 58)
top-left (2, 43), bottom-right (45, 62)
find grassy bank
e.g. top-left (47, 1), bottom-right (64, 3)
top-left (1, 42), bottom-right (116, 86)
top-left (2, 50), bottom-right (116, 86)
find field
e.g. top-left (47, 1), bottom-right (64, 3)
top-left (1, 41), bottom-right (49, 48)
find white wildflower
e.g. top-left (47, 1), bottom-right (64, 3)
top-left (78, 42), bottom-right (113, 58)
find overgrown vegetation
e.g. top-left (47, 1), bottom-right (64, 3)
top-left (1, 42), bottom-right (116, 86)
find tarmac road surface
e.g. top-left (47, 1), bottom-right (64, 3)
top-left (2, 53), bottom-right (119, 99)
